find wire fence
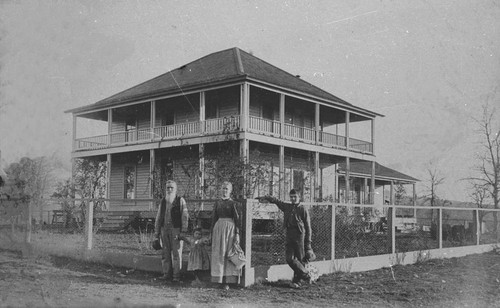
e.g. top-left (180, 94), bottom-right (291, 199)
top-left (2, 197), bottom-right (500, 273)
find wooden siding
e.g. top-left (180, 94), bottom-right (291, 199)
top-left (109, 160), bottom-right (124, 207)
top-left (109, 152), bottom-right (150, 208)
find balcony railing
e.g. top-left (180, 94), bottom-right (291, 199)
top-left (249, 116), bottom-right (280, 136)
top-left (349, 137), bottom-right (373, 153)
top-left (75, 116), bottom-right (241, 151)
top-left (74, 114), bottom-right (372, 154)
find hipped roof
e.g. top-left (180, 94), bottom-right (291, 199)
top-left (338, 161), bottom-right (419, 183)
top-left (66, 47), bottom-right (382, 117)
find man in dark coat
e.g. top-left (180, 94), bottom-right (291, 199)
top-left (259, 189), bottom-right (315, 288)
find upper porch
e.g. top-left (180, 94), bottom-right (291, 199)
top-left (71, 83), bottom-right (377, 157)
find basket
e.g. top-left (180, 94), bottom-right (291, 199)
top-left (228, 243), bottom-right (246, 270)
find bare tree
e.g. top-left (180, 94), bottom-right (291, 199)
top-left (468, 181), bottom-right (489, 233)
top-left (424, 168), bottom-right (445, 208)
top-left (468, 104), bottom-right (500, 237)
top-left (423, 168), bottom-right (445, 223)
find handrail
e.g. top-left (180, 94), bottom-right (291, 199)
top-left (74, 115), bottom-right (373, 154)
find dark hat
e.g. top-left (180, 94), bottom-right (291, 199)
top-left (289, 189), bottom-right (299, 195)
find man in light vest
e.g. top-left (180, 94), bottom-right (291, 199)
top-left (154, 180), bottom-right (189, 282)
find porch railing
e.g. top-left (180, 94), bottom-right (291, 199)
top-left (204, 116), bottom-right (240, 134)
top-left (283, 123), bottom-right (316, 143)
top-left (74, 134), bottom-right (108, 150)
top-left (74, 114), bottom-right (372, 154)
top-left (248, 116), bottom-right (280, 136)
top-left (349, 137), bottom-right (373, 153)
top-left (319, 131), bottom-right (347, 148)
top-left (154, 121), bottom-right (200, 139)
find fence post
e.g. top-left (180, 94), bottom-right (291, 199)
top-left (331, 203), bottom-right (336, 261)
top-left (474, 209), bottom-right (480, 245)
top-left (242, 199), bottom-right (253, 287)
top-left (388, 205), bottom-right (396, 254)
top-left (25, 201), bottom-right (32, 244)
top-left (86, 201), bottom-right (94, 250)
top-left (438, 208), bottom-right (443, 249)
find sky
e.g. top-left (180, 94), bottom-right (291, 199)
top-left (0, 0), bottom-right (499, 202)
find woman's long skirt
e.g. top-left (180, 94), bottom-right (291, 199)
top-left (211, 218), bottom-right (239, 283)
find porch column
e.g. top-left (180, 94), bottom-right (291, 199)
top-left (345, 157), bottom-right (350, 203)
top-left (279, 94), bottom-right (285, 138)
top-left (388, 180), bottom-right (396, 253)
top-left (390, 180), bottom-right (394, 205)
top-left (371, 118), bottom-right (375, 154)
top-left (334, 164), bottom-right (338, 202)
top-left (107, 109), bottom-right (112, 146)
top-left (150, 101), bottom-right (156, 141)
top-left (279, 146), bottom-right (285, 199)
top-left (240, 83), bottom-right (249, 132)
top-left (371, 161), bottom-right (376, 204)
top-left (149, 149), bottom-right (155, 210)
top-left (199, 144), bottom-right (205, 207)
top-left (315, 103), bottom-right (320, 145)
top-left (240, 139), bottom-right (249, 198)
top-left (363, 178), bottom-right (368, 204)
top-left (72, 115), bottom-right (77, 150)
top-left (200, 91), bottom-right (205, 134)
top-left (106, 154), bottom-right (111, 210)
top-left (314, 151), bottom-right (319, 201)
top-left (345, 111), bottom-right (350, 149)
top-left (413, 182), bottom-right (417, 217)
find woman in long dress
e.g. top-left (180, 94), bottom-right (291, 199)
top-left (210, 181), bottom-right (241, 288)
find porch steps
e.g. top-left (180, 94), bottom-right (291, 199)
top-left (96, 211), bottom-right (140, 232)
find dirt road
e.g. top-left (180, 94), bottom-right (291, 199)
top-left (1, 248), bottom-right (499, 307)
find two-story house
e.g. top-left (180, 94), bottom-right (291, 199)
top-left (66, 47), bottom-right (417, 226)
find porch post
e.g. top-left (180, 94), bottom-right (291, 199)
top-left (413, 183), bottom-right (417, 217)
top-left (149, 149), bottom-right (155, 211)
top-left (240, 139), bottom-right (249, 198)
top-left (199, 144), bottom-right (205, 210)
top-left (315, 103), bottom-right (320, 145)
top-left (388, 180), bottom-right (396, 253)
top-left (72, 114), bottom-right (77, 150)
top-left (390, 180), bottom-right (394, 205)
top-left (345, 111), bottom-right (350, 149)
top-left (371, 161), bottom-right (376, 204)
top-left (106, 154), bottom-right (111, 210)
top-left (200, 91), bottom-right (205, 134)
top-left (107, 109), bottom-right (112, 146)
top-left (363, 178), bottom-right (368, 204)
top-left (150, 101), bottom-right (156, 140)
top-left (279, 146), bottom-right (285, 199)
top-left (240, 83), bottom-right (249, 132)
top-left (371, 118), bottom-right (375, 154)
top-left (279, 94), bottom-right (285, 138)
top-left (345, 157), bottom-right (350, 203)
top-left (314, 151), bottom-right (319, 201)
top-left (334, 164), bottom-right (338, 202)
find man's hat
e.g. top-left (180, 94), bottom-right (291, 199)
top-left (289, 189), bottom-right (299, 195)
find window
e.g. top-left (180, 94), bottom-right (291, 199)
top-left (124, 166), bottom-right (136, 199)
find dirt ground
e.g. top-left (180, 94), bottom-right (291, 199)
top-left (1, 248), bottom-right (500, 307)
